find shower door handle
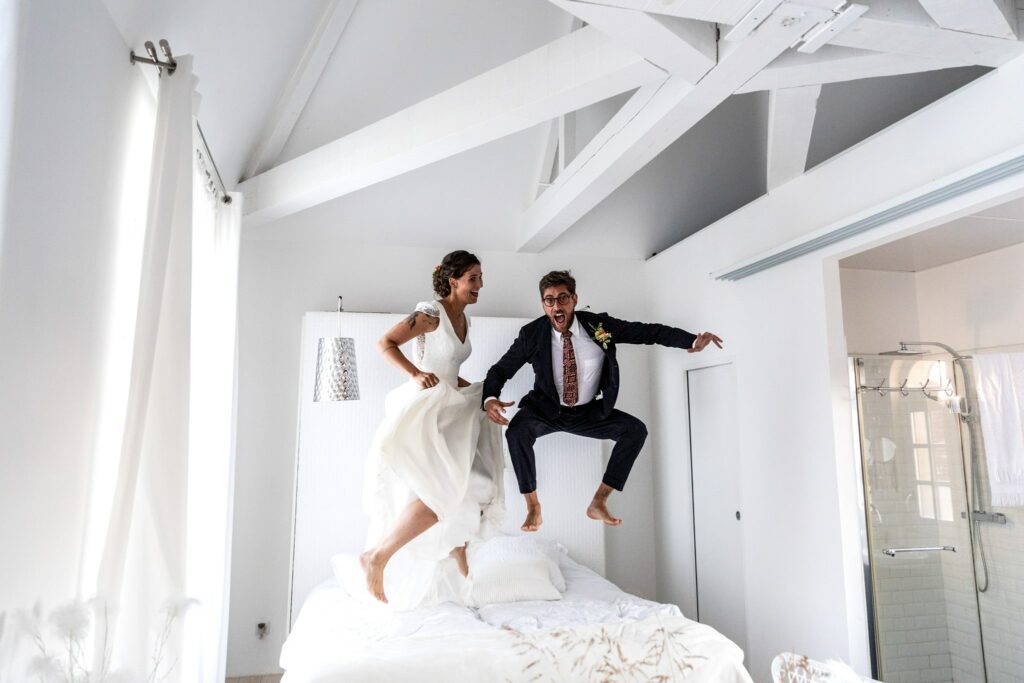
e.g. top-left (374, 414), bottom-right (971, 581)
top-left (882, 546), bottom-right (957, 557)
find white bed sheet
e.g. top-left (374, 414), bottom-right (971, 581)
top-left (281, 557), bottom-right (753, 683)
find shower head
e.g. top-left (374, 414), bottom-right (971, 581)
top-left (879, 342), bottom-right (926, 356)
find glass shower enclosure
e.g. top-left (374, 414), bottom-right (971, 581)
top-left (851, 347), bottom-right (1020, 683)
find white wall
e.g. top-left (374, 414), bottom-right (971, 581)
top-left (915, 241), bottom-right (1024, 353)
top-left (228, 237), bottom-right (656, 675)
top-left (645, 235), bottom-right (871, 682)
top-left (838, 269), bottom-right (920, 354)
top-left (0, 0), bottom-right (152, 610)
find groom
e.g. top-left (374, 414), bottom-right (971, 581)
top-left (483, 271), bottom-right (722, 531)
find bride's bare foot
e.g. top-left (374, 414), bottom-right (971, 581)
top-left (359, 550), bottom-right (388, 603)
top-left (521, 506), bottom-right (543, 532)
top-left (450, 545), bottom-right (469, 577)
top-left (587, 484), bottom-right (622, 526)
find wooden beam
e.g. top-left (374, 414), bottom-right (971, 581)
top-left (827, 0), bottom-right (1024, 67)
top-left (240, 0), bottom-right (359, 181)
top-left (548, 0), bottom-right (717, 81)
top-left (239, 27), bottom-right (666, 226)
top-left (915, 0), bottom-right (1018, 39)
top-left (518, 2), bottom-right (834, 252)
top-left (566, 0), bottom-right (843, 24)
top-left (558, 111), bottom-right (577, 174)
top-left (557, 0), bottom-right (763, 25)
top-left (767, 85), bottom-right (820, 190)
top-left (580, 0), bottom-right (1024, 67)
top-left (737, 45), bottom-right (961, 92)
top-left (535, 119), bottom-right (561, 198)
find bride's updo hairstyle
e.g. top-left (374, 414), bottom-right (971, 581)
top-left (432, 250), bottom-right (481, 298)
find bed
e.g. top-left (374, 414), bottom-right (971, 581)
top-left (280, 548), bottom-right (753, 683)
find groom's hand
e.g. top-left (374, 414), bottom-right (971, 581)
top-left (688, 332), bottom-right (724, 353)
top-left (485, 399), bottom-right (515, 426)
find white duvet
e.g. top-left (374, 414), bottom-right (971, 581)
top-left (281, 557), bottom-right (753, 683)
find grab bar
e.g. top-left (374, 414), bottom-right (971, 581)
top-left (882, 546), bottom-right (956, 557)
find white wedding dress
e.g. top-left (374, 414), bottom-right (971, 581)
top-left (363, 301), bottom-right (506, 610)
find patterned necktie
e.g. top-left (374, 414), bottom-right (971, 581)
top-left (562, 330), bottom-right (578, 407)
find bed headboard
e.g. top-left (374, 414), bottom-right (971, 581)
top-left (289, 312), bottom-right (606, 625)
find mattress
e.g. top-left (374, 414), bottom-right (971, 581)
top-left (280, 556), bottom-right (753, 682)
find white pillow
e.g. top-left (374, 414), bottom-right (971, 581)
top-left (470, 557), bottom-right (562, 606)
top-left (469, 535), bottom-right (566, 592)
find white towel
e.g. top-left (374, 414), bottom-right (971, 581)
top-left (973, 352), bottom-right (1024, 507)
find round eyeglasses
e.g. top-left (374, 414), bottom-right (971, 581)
top-left (542, 293), bottom-right (572, 307)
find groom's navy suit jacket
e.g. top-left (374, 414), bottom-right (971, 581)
top-left (483, 310), bottom-right (697, 419)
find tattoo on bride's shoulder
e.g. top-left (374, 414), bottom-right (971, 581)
top-left (404, 311), bottom-right (419, 328)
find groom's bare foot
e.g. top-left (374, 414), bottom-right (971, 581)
top-left (587, 483), bottom-right (622, 526)
top-left (450, 545), bottom-right (469, 577)
top-left (586, 499), bottom-right (622, 526)
top-left (521, 506), bottom-right (543, 532)
top-left (359, 550), bottom-right (388, 603)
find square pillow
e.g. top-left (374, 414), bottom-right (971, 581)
top-left (469, 535), bottom-right (566, 592)
top-left (470, 557), bottom-right (562, 606)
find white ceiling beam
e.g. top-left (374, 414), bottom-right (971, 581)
top-left (558, 111), bottom-right (577, 174)
top-left (517, 2), bottom-right (834, 252)
top-left (915, 0), bottom-right (1018, 39)
top-left (535, 119), bottom-right (561, 197)
top-left (548, 0), bottom-right (717, 81)
top-left (240, 0), bottom-right (359, 181)
top-left (558, 0), bottom-right (764, 25)
top-left (767, 84), bottom-right (820, 191)
top-left (567, 0), bottom-right (845, 24)
top-left (581, 0), bottom-right (1024, 67)
top-left (827, 0), bottom-right (1024, 67)
top-left (737, 45), bottom-right (962, 92)
top-left (239, 27), bottom-right (666, 226)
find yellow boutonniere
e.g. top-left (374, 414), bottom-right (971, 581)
top-left (589, 322), bottom-right (612, 349)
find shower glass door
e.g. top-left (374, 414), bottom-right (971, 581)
top-left (855, 357), bottom-right (986, 683)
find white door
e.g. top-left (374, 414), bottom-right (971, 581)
top-left (688, 363), bottom-right (747, 654)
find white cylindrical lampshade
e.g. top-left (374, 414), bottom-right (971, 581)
top-left (313, 337), bottom-right (360, 401)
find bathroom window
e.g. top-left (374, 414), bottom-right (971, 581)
top-left (911, 410), bottom-right (954, 522)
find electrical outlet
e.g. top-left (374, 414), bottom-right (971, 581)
top-left (256, 621), bottom-right (268, 639)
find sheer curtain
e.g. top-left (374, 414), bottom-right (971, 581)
top-left (79, 54), bottom-right (241, 682)
top-left (187, 139), bottom-right (242, 682)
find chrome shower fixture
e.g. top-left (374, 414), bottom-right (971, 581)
top-left (879, 342), bottom-right (925, 356)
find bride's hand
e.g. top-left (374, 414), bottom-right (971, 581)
top-left (413, 371), bottom-right (440, 389)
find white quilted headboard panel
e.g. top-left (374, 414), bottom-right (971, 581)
top-left (290, 312), bottom-right (605, 625)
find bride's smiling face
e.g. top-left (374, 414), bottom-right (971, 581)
top-left (450, 264), bottom-right (483, 305)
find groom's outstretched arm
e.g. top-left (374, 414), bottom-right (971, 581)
top-left (482, 326), bottom-right (531, 409)
top-left (601, 314), bottom-right (699, 350)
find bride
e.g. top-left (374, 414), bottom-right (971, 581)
top-left (360, 250), bottom-right (505, 608)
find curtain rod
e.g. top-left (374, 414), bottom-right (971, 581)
top-left (196, 120), bottom-right (232, 204)
top-left (131, 39), bottom-right (232, 204)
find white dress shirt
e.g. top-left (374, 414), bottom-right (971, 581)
top-left (553, 317), bottom-right (605, 406)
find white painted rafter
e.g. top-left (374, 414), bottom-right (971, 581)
top-left (535, 119), bottom-right (561, 197)
top-left (574, 0), bottom-right (1024, 67)
top-left (239, 26), bottom-right (666, 226)
top-left (915, 0), bottom-right (1018, 39)
top-left (548, 0), bottom-right (717, 81)
top-left (827, 0), bottom-right (1024, 67)
top-left (767, 84), bottom-right (821, 191)
top-left (518, 2), bottom-right (834, 252)
top-left (737, 46), bottom-right (961, 92)
top-left (241, 0), bottom-right (359, 181)
top-left (558, 0), bottom-right (765, 25)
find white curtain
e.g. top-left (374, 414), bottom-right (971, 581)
top-left (78, 54), bottom-right (241, 682)
top-left (186, 139), bottom-right (242, 682)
